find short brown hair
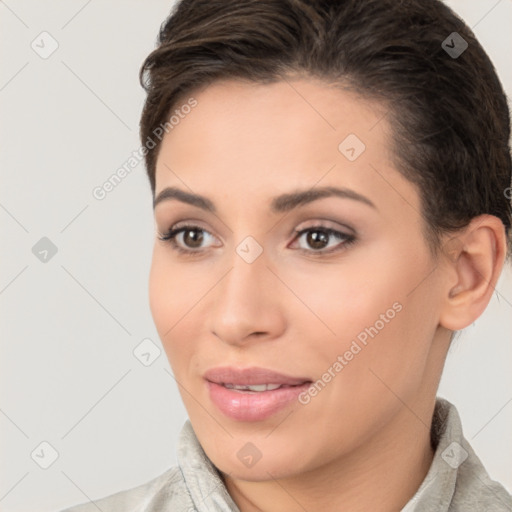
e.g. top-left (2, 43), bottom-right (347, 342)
top-left (139, 0), bottom-right (512, 257)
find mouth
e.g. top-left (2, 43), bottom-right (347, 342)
top-left (203, 366), bottom-right (313, 421)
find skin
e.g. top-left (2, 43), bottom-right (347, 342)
top-left (148, 77), bottom-right (506, 512)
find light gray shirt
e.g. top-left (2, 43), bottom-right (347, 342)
top-left (60, 397), bottom-right (512, 511)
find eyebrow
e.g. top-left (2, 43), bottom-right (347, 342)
top-left (153, 185), bottom-right (377, 212)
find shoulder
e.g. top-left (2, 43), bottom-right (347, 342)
top-left (59, 465), bottom-right (193, 512)
top-left (449, 448), bottom-right (512, 512)
top-left (414, 398), bottom-right (512, 512)
top-left (434, 399), bottom-right (512, 511)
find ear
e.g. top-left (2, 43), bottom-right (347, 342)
top-left (438, 215), bottom-right (507, 331)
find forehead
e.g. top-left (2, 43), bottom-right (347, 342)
top-left (161, 78), bottom-right (387, 155)
top-left (153, 78), bottom-right (417, 218)
top-left (157, 79), bottom-right (387, 172)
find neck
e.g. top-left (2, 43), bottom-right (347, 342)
top-left (222, 397), bottom-right (437, 512)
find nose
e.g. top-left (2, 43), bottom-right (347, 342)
top-left (208, 246), bottom-right (285, 347)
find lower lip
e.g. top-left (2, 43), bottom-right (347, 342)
top-left (206, 381), bottom-right (311, 421)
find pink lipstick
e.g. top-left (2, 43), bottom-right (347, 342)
top-left (204, 366), bottom-right (312, 421)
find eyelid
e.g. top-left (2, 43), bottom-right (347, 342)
top-left (157, 223), bottom-right (217, 245)
top-left (158, 219), bottom-right (357, 257)
top-left (292, 218), bottom-right (355, 235)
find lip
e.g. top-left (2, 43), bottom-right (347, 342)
top-left (204, 366), bottom-right (313, 421)
top-left (203, 366), bottom-right (312, 386)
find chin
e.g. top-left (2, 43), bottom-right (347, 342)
top-left (219, 460), bottom-right (300, 483)
top-left (203, 436), bottom-right (310, 482)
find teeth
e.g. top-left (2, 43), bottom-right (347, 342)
top-left (223, 383), bottom-right (283, 392)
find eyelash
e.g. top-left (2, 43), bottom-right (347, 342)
top-left (158, 223), bottom-right (357, 257)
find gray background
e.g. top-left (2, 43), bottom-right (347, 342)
top-left (0, 1), bottom-right (511, 511)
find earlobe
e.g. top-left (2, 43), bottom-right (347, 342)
top-left (439, 215), bottom-right (506, 331)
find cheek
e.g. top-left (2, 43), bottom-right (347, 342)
top-left (148, 250), bottom-right (168, 333)
top-left (148, 248), bottom-right (208, 375)
top-left (334, 265), bottom-right (439, 403)
top-left (279, 251), bottom-right (400, 345)
top-left (148, 247), bottom-right (194, 329)
top-left (148, 250), bottom-right (186, 363)
top-left (296, 243), bottom-right (437, 384)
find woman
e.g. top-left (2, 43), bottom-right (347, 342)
top-left (62, 0), bottom-right (512, 510)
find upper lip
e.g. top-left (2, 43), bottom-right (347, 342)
top-left (204, 366), bottom-right (312, 386)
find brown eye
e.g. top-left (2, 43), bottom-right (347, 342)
top-left (305, 229), bottom-right (330, 250)
top-left (158, 224), bottom-right (215, 255)
top-left (181, 228), bottom-right (204, 248)
top-left (292, 226), bottom-right (356, 255)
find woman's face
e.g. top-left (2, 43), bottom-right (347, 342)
top-left (149, 78), bottom-right (451, 481)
